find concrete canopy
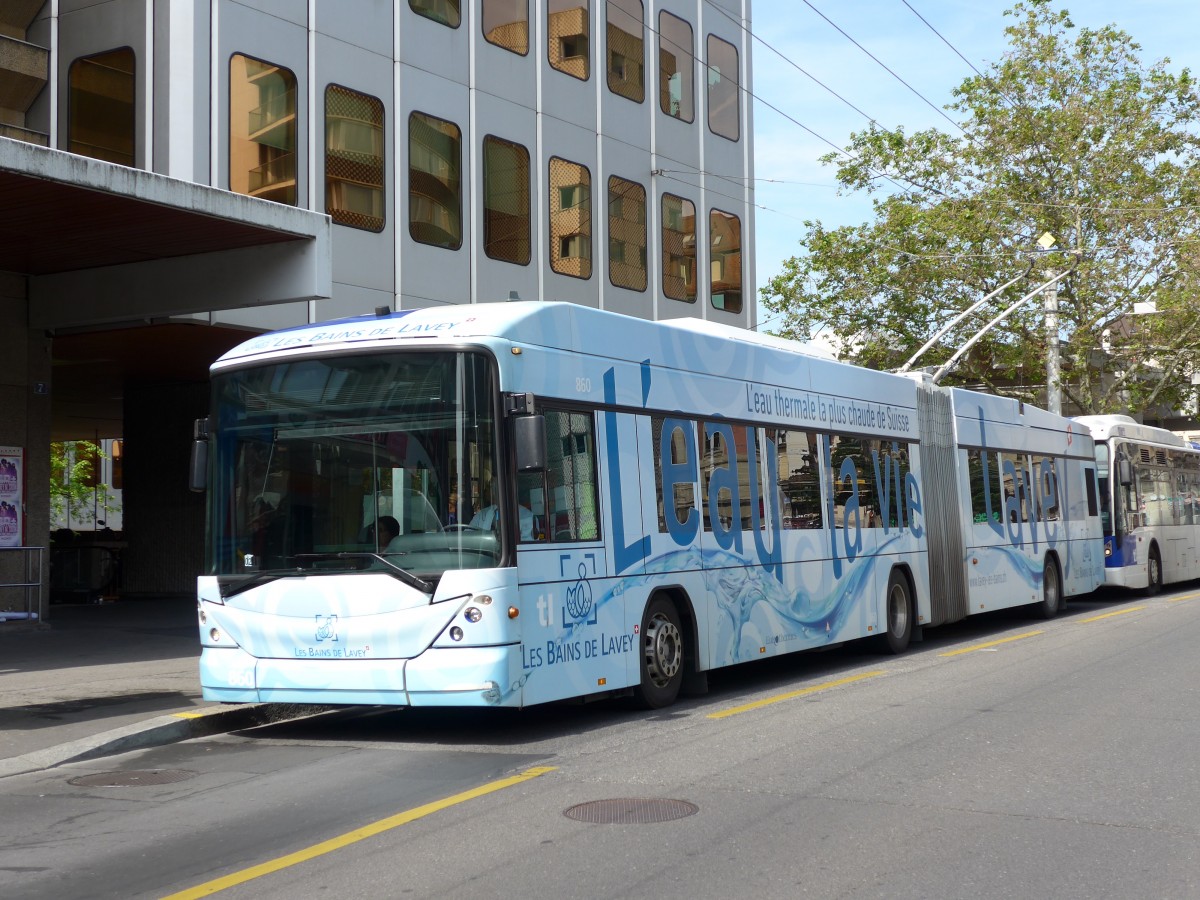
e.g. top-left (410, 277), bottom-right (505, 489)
top-left (0, 138), bottom-right (333, 438)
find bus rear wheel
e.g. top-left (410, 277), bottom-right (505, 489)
top-left (634, 596), bottom-right (684, 709)
top-left (1143, 546), bottom-right (1163, 596)
top-left (1032, 556), bottom-right (1062, 619)
top-left (879, 570), bottom-right (913, 654)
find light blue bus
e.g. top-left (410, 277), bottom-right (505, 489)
top-left (1076, 414), bottom-right (1200, 593)
top-left (191, 302), bottom-right (1103, 708)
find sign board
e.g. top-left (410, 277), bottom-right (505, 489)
top-left (0, 447), bottom-right (23, 547)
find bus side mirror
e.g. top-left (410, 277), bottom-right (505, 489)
top-left (514, 415), bottom-right (546, 472)
top-left (189, 417), bottom-right (209, 492)
top-left (1117, 457), bottom-right (1132, 487)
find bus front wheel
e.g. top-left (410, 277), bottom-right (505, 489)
top-left (634, 596), bottom-right (684, 709)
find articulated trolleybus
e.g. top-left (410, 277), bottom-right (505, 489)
top-left (1076, 415), bottom-right (1200, 593)
top-left (191, 302), bottom-right (1103, 709)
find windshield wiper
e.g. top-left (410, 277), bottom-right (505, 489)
top-left (293, 552), bottom-right (435, 595)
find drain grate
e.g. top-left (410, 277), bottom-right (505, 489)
top-left (563, 798), bottom-right (698, 824)
top-left (68, 769), bottom-right (197, 787)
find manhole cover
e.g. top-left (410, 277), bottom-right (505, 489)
top-left (68, 770), bottom-right (197, 787)
top-left (563, 798), bottom-right (698, 824)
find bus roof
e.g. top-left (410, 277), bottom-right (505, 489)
top-left (1075, 414), bottom-right (1189, 448)
top-left (214, 301), bottom-right (839, 369)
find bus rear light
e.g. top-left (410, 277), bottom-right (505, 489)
top-left (450, 626), bottom-right (464, 641)
top-left (1105, 544), bottom-right (1112, 557)
top-left (464, 607), bottom-right (483, 623)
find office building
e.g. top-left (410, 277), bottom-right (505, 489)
top-left (0, 0), bottom-right (755, 606)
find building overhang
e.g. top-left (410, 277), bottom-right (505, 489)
top-left (0, 137), bottom-right (332, 330)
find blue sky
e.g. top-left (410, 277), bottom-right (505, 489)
top-left (748, 0), bottom-right (1200, 332)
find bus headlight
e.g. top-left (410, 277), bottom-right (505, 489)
top-left (449, 626), bottom-right (464, 641)
top-left (464, 607), bottom-right (483, 623)
top-left (1104, 544), bottom-right (1112, 557)
top-left (209, 627), bottom-right (222, 643)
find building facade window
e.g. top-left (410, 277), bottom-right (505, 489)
top-left (608, 175), bottom-right (647, 291)
top-left (706, 34), bottom-right (739, 141)
top-left (325, 85), bottom-right (385, 232)
top-left (483, 135), bottom-right (531, 264)
top-left (230, 54), bottom-right (298, 206)
top-left (409, 111), bottom-right (462, 249)
top-left (657, 11), bottom-right (693, 122)
top-left (68, 48), bottom-right (136, 166)
top-left (410, 0), bottom-right (461, 28)
top-left (549, 157), bottom-right (592, 279)
top-left (483, 0), bottom-right (529, 54)
top-left (662, 193), bottom-right (696, 302)
top-left (606, 0), bottom-right (644, 102)
top-left (548, 0), bottom-right (590, 80)
top-left (709, 208), bottom-right (742, 312)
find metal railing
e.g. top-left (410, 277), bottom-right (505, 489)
top-left (0, 546), bottom-right (44, 623)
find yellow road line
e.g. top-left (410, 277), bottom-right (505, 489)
top-left (706, 671), bottom-right (885, 719)
top-left (938, 630), bottom-right (1043, 657)
top-left (1168, 592), bottom-right (1200, 604)
top-left (1077, 606), bottom-right (1146, 623)
top-left (161, 766), bottom-right (557, 899)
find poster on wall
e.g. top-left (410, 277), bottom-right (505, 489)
top-left (0, 447), bottom-right (23, 548)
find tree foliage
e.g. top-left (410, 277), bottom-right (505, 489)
top-left (50, 441), bottom-right (118, 528)
top-left (761, 0), bottom-right (1200, 416)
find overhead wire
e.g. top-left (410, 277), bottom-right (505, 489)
top-left (798, 0), bottom-right (967, 135)
top-left (899, 0), bottom-right (1023, 110)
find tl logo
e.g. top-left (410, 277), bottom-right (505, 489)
top-left (315, 614), bottom-right (338, 642)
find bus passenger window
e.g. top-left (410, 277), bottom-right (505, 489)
top-left (522, 408), bottom-right (599, 542)
top-left (772, 429), bottom-right (821, 530)
top-left (829, 434), bottom-right (879, 529)
top-left (653, 416), bottom-right (698, 534)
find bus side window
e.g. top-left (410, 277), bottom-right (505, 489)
top-left (773, 428), bottom-right (821, 530)
top-left (524, 408), bottom-right (599, 542)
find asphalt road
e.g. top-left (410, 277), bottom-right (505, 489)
top-left (2, 586), bottom-right (1198, 899)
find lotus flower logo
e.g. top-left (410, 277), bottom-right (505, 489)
top-left (564, 562), bottom-right (593, 620)
top-left (315, 614), bottom-right (338, 642)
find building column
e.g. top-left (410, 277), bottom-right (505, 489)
top-left (0, 271), bottom-right (52, 621)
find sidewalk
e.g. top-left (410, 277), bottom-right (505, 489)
top-left (0, 596), bottom-right (312, 778)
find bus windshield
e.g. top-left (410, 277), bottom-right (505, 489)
top-left (205, 350), bottom-right (499, 584)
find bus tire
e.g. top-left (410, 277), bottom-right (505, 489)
top-left (634, 596), bottom-right (684, 709)
top-left (879, 570), bottom-right (913, 654)
top-left (1032, 555), bottom-right (1062, 619)
top-left (1143, 546), bottom-right (1163, 596)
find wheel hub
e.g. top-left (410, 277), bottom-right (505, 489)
top-left (644, 614), bottom-right (682, 687)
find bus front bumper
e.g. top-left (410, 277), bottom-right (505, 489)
top-left (199, 644), bottom-right (524, 707)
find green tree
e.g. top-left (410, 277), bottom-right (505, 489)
top-left (761, 0), bottom-right (1200, 416)
top-left (50, 441), bottom-right (119, 528)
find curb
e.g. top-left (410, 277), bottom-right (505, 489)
top-left (0, 703), bottom-right (333, 779)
